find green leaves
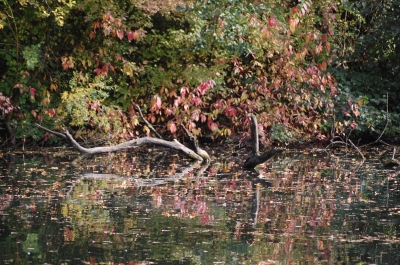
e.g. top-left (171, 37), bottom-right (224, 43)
top-left (22, 44), bottom-right (41, 70)
top-left (2, 0), bottom-right (398, 145)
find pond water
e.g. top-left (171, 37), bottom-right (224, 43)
top-left (1, 145), bottom-right (400, 264)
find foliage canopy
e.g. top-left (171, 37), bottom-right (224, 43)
top-left (1, 0), bottom-right (399, 146)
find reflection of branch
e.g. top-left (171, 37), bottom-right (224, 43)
top-left (133, 160), bottom-right (204, 187)
top-left (147, 151), bottom-right (168, 178)
top-left (65, 173), bottom-right (125, 197)
top-left (65, 161), bottom-right (207, 197)
top-left (381, 148), bottom-right (400, 169)
top-left (195, 160), bottom-right (210, 177)
top-left (248, 114), bottom-right (259, 156)
top-left (348, 139), bottom-right (365, 161)
top-left (253, 185), bottom-right (260, 228)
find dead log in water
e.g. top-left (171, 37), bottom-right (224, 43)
top-left (243, 114), bottom-right (284, 168)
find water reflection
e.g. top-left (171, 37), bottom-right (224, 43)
top-left (1, 147), bottom-right (400, 264)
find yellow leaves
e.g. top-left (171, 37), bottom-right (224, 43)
top-left (81, 59), bottom-right (93, 69)
top-left (99, 48), bottom-right (104, 58)
top-left (41, 89), bottom-right (51, 106)
top-left (294, 94), bottom-right (301, 103)
top-left (220, 128), bottom-right (232, 137)
top-left (49, 83), bottom-right (58, 91)
top-left (296, 73), bottom-right (303, 83)
top-left (305, 34), bottom-right (310, 44)
top-left (240, 92), bottom-right (248, 101)
top-left (358, 98), bottom-right (366, 107)
top-left (122, 62), bottom-right (136, 77)
top-left (61, 56), bottom-right (74, 70)
top-left (143, 125), bottom-right (150, 136)
top-left (295, 48), bottom-right (308, 62)
top-left (288, 17), bottom-right (299, 33)
top-left (315, 44), bottom-right (323, 55)
top-left (131, 118), bottom-right (140, 126)
top-left (352, 103), bottom-right (360, 117)
top-left (60, 91), bottom-right (69, 102)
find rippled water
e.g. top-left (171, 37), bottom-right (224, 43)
top-left (1, 146), bottom-right (400, 264)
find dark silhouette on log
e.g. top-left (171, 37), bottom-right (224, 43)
top-left (243, 114), bottom-right (284, 168)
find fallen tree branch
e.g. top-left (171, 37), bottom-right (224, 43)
top-left (35, 124), bottom-right (204, 161)
top-left (34, 123), bottom-right (69, 142)
top-left (64, 128), bottom-right (203, 160)
top-left (243, 114), bottom-right (284, 168)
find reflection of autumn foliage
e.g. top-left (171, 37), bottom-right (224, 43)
top-left (2, 149), bottom-right (399, 264)
top-left (259, 172), bottom-right (336, 235)
top-left (0, 194), bottom-right (13, 215)
top-left (149, 182), bottom-right (214, 225)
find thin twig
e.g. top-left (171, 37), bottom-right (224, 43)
top-left (348, 139), bottom-right (365, 161)
top-left (361, 92), bottom-right (389, 147)
top-left (325, 139), bottom-right (365, 162)
top-left (34, 123), bottom-right (68, 141)
top-left (135, 105), bottom-right (162, 139)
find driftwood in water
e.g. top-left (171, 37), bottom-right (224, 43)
top-left (243, 114), bottom-right (284, 168)
top-left (34, 123), bottom-right (205, 161)
top-left (35, 113), bottom-right (278, 167)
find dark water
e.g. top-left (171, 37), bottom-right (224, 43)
top-left (1, 146), bottom-right (400, 264)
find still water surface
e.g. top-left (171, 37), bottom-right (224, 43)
top-left (1, 146), bottom-right (400, 264)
